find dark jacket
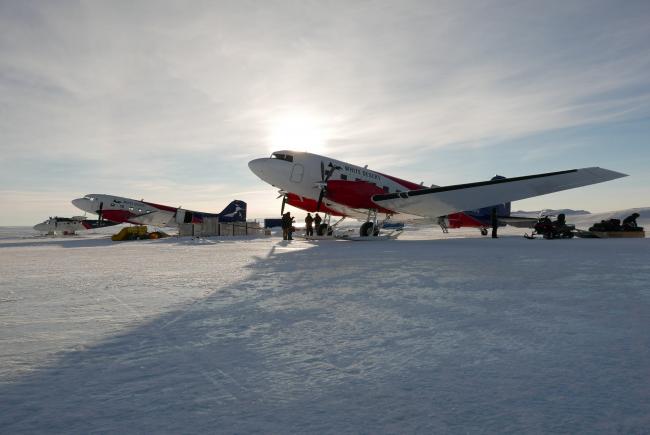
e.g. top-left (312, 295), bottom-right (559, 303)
top-left (281, 213), bottom-right (293, 229)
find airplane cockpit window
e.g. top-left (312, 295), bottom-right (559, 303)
top-left (271, 153), bottom-right (294, 162)
top-left (84, 196), bottom-right (96, 201)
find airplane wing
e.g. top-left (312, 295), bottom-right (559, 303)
top-left (372, 167), bottom-right (627, 218)
top-left (128, 210), bottom-right (175, 226)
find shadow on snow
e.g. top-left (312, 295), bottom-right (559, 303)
top-left (2, 238), bottom-right (650, 433)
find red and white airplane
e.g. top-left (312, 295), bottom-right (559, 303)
top-left (71, 195), bottom-right (246, 228)
top-left (33, 216), bottom-right (119, 235)
top-left (248, 150), bottom-right (627, 236)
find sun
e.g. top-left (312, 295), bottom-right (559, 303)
top-left (268, 111), bottom-right (328, 155)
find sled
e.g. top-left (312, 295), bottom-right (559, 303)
top-left (576, 230), bottom-right (645, 239)
top-left (300, 234), bottom-right (339, 241)
top-left (336, 230), bottom-right (403, 241)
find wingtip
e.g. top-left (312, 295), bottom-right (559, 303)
top-left (584, 167), bottom-right (628, 181)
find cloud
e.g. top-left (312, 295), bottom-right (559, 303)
top-left (1, 0), bottom-right (649, 223)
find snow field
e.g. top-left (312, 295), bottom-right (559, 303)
top-left (1, 229), bottom-right (649, 433)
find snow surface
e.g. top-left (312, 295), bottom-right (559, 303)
top-left (1, 221), bottom-right (649, 434)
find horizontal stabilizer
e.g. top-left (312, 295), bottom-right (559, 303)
top-left (373, 167), bottom-right (627, 218)
top-left (498, 216), bottom-right (538, 228)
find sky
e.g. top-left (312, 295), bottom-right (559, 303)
top-left (1, 0), bottom-right (649, 225)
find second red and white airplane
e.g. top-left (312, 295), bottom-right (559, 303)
top-left (248, 150), bottom-right (627, 236)
top-left (72, 195), bottom-right (246, 228)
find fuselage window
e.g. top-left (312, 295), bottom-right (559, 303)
top-left (340, 174), bottom-right (347, 181)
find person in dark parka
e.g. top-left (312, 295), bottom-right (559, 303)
top-left (491, 207), bottom-right (498, 238)
top-left (622, 212), bottom-right (640, 230)
top-left (287, 213), bottom-right (295, 240)
top-left (314, 213), bottom-right (322, 235)
top-left (281, 212), bottom-right (290, 240)
top-left (305, 213), bottom-right (314, 236)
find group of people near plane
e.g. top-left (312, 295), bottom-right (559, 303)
top-left (303, 213), bottom-right (322, 237)
top-left (281, 212), bottom-right (325, 240)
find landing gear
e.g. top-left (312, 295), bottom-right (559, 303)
top-left (360, 221), bottom-right (380, 237)
top-left (359, 209), bottom-right (382, 237)
top-left (438, 217), bottom-right (449, 233)
top-left (317, 223), bottom-right (332, 236)
top-left (315, 214), bottom-right (343, 236)
top-left (480, 228), bottom-right (488, 236)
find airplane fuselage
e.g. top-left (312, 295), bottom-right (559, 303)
top-left (72, 195), bottom-right (175, 226)
top-left (248, 150), bottom-right (429, 220)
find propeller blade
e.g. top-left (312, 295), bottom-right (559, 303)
top-left (316, 162), bottom-right (339, 211)
top-left (97, 202), bottom-right (104, 227)
top-left (316, 189), bottom-right (325, 211)
top-left (324, 162), bottom-right (340, 182)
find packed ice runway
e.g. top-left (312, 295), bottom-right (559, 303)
top-left (1, 226), bottom-right (649, 433)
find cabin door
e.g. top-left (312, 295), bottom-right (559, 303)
top-left (290, 164), bottom-right (304, 183)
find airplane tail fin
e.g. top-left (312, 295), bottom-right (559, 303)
top-left (218, 200), bottom-right (246, 222)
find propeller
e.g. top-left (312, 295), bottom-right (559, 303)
top-left (97, 202), bottom-right (104, 227)
top-left (277, 191), bottom-right (288, 216)
top-left (316, 161), bottom-right (340, 211)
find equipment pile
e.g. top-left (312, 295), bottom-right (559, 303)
top-left (577, 213), bottom-right (645, 238)
top-left (111, 226), bottom-right (169, 241)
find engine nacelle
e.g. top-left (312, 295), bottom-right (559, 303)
top-left (325, 180), bottom-right (392, 212)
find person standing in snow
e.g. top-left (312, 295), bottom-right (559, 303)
top-left (491, 207), bottom-right (498, 238)
top-left (314, 213), bottom-right (322, 235)
top-left (286, 212), bottom-right (295, 240)
top-left (281, 212), bottom-right (291, 240)
top-left (305, 213), bottom-right (314, 237)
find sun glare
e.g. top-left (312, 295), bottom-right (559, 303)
top-left (268, 111), bottom-right (327, 154)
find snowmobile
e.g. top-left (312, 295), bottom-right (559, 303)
top-left (524, 215), bottom-right (575, 239)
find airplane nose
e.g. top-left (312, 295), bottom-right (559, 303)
top-left (71, 198), bottom-right (87, 210)
top-left (248, 158), bottom-right (267, 178)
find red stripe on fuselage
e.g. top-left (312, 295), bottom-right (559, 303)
top-left (375, 171), bottom-right (424, 191)
top-left (286, 194), bottom-right (343, 216)
top-left (142, 201), bottom-right (177, 213)
top-left (101, 209), bottom-right (140, 224)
